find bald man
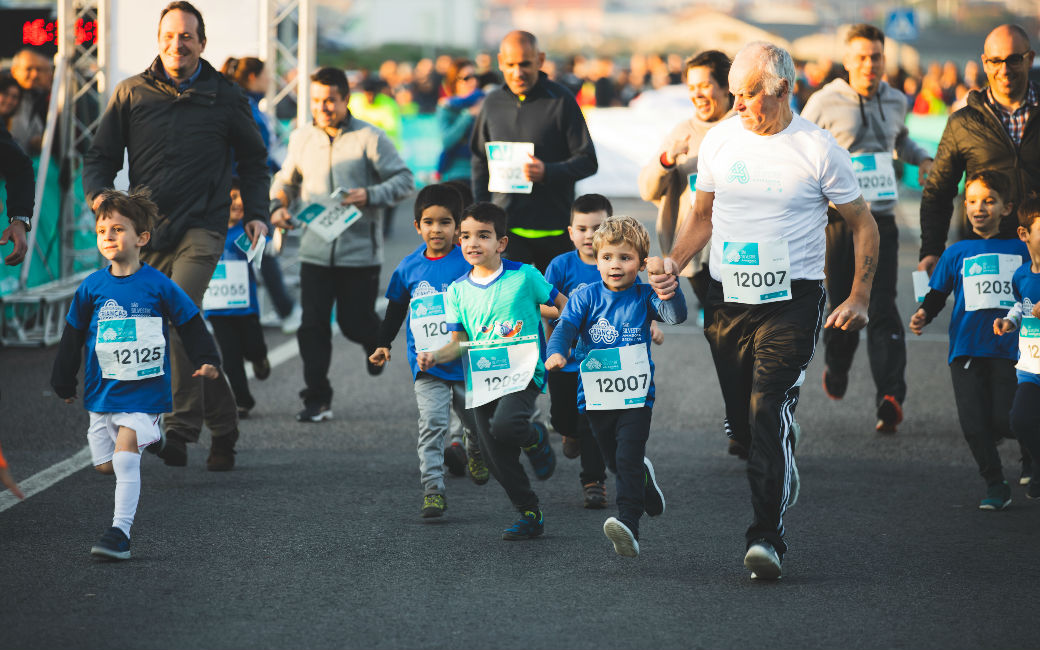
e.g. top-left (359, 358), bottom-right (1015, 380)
top-left (470, 30), bottom-right (597, 272)
top-left (8, 48), bottom-right (53, 154)
top-left (919, 24), bottom-right (1040, 274)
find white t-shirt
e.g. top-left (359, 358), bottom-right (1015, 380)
top-left (695, 114), bottom-right (861, 281)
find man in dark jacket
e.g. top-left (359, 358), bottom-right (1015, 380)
top-left (0, 126), bottom-right (34, 266)
top-left (470, 30), bottom-right (597, 272)
top-left (918, 24), bottom-right (1039, 274)
top-left (83, 1), bottom-right (269, 471)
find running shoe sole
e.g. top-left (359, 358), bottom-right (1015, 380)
top-left (90, 545), bottom-right (131, 560)
top-left (644, 457), bottom-right (665, 517)
top-left (297, 410), bottom-right (333, 423)
top-left (979, 498), bottom-right (1012, 510)
top-left (603, 517), bottom-right (639, 557)
top-left (744, 544), bottom-right (782, 580)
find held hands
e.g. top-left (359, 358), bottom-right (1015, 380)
top-left (523, 154), bottom-right (545, 183)
top-left (917, 158), bottom-right (933, 186)
top-left (544, 353), bottom-right (567, 372)
top-left (994, 318), bottom-right (1016, 336)
top-left (646, 256), bottom-right (679, 300)
top-left (909, 308), bottom-right (928, 336)
top-left (665, 134), bottom-right (691, 166)
top-left (824, 298), bottom-right (869, 331)
top-left (369, 347), bottom-right (391, 367)
top-left (417, 351), bottom-right (436, 371)
top-left (193, 364), bottom-right (219, 380)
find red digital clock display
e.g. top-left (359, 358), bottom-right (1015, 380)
top-left (21, 18), bottom-right (97, 47)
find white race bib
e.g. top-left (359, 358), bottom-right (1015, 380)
top-left (203, 260), bottom-right (250, 311)
top-left (463, 335), bottom-right (539, 408)
top-left (720, 240), bottom-right (791, 304)
top-left (409, 293), bottom-right (452, 353)
top-left (296, 202), bottom-right (363, 242)
top-left (851, 152), bottom-right (898, 202)
top-left (912, 270), bottom-right (930, 303)
top-left (580, 343), bottom-right (651, 410)
top-left (486, 141), bottom-right (534, 194)
top-left (95, 317), bottom-right (166, 381)
top-left (962, 253), bottom-right (1018, 312)
top-left (1018, 317), bottom-right (1040, 375)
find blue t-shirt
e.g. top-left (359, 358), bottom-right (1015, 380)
top-left (929, 238), bottom-right (1028, 363)
top-left (66, 263), bottom-right (199, 413)
top-left (1011, 262), bottom-right (1040, 385)
top-left (385, 243), bottom-right (471, 381)
top-left (545, 250), bottom-right (602, 372)
top-left (551, 282), bottom-right (686, 411)
top-left (205, 222), bottom-right (259, 318)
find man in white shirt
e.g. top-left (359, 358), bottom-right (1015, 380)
top-left (648, 42), bottom-right (879, 580)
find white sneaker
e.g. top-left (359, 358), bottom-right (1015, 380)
top-left (281, 304), bottom-right (302, 334)
top-left (603, 517), bottom-right (639, 557)
top-left (744, 540), bottom-right (782, 580)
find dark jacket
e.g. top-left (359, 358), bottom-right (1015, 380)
top-left (470, 72), bottom-right (597, 231)
top-left (83, 57), bottom-right (269, 252)
top-left (920, 87), bottom-right (1040, 259)
top-left (0, 126), bottom-right (35, 217)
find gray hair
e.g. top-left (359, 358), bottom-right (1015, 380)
top-left (735, 41), bottom-right (795, 96)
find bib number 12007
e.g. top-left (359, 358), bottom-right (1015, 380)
top-left (594, 374), bottom-right (648, 394)
top-left (112, 346), bottom-right (162, 365)
top-left (731, 270), bottom-right (786, 289)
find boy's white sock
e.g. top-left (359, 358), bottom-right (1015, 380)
top-left (111, 451), bottom-right (141, 537)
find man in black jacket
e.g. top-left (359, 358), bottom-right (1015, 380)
top-left (83, 1), bottom-right (269, 471)
top-left (918, 24), bottom-right (1039, 274)
top-left (470, 31), bottom-right (597, 272)
top-left (0, 126), bottom-right (34, 266)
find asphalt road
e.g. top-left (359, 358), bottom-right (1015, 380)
top-left (1, 196), bottom-right (1035, 650)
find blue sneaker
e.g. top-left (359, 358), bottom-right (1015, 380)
top-left (90, 526), bottom-right (131, 560)
top-left (502, 509), bottom-right (544, 540)
top-left (744, 539), bottom-right (782, 580)
top-left (643, 457), bottom-right (665, 516)
top-left (523, 421), bottom-right (556, 481)
top-left (979, 481), bottom-right (1012, 511)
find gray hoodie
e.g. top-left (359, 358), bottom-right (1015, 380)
top-left (801, 79), bottom-right (931, 216)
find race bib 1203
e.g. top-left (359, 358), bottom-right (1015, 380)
top-left (962, 253), bottom-right (1018, 312)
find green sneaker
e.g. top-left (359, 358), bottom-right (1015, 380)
top-left (421, 493), bottom-right (446, 518)
top-left (467, 452), bottom-right (490, 485)
top-left (979, 481), bottom-right (1011, 511)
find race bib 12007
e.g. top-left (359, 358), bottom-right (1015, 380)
top-left (720, 240), bottom-right (791, 304)
top-left (580, 343), bottom-right (651, 410)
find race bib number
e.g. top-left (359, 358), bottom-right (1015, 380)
top-left (912, 270), bottom-right (930, 303)
top-left (486, 141), bottom-right (534, 194)
top-left (580, 343), bottom-right (651, 410)
top-left (95, 317), bottom-right (166, 381)
top-left (409, 293), bottom-right (451, 353)
top-left (721, 240), bottom-right (791, 304)
top-left (296, 201), bottom-right (363, 242)
top-left (962, 253), bottom-right (1018, 312)
top-left (851, 152), bottom-right (898, 202)
top-left (203, 260), bottom-right (250, 311)
top-left (462, 335), bottom-right (539, 408)
top-left (1018, 317), bottom-right (1040, 375)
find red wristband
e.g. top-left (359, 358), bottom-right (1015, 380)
top-left (660, 152), bottom-right (675, 168)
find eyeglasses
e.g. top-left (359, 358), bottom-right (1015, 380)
top-left (983, 50), bottom-right (1033, 67)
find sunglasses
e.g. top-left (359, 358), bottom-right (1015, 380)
top-left (983, 50), bottom-right (1032, 67)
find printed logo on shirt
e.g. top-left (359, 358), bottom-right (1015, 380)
top-left (479, 320), bottom-right (523, 337)
top-left (722, 242), bottom-right (760, 265)
top-left (573, 282), bottom-right (588, 293)
top-left (727, 161), bottom-right (750, 184)
top-left (413, 280), bottom-right (438, 298)
top-left (1025, 298), bottom-right (1035, 315)
top-left (588, 317), bottom-right (619, 344)
top-left (97, 299), bottom-right (129, 321)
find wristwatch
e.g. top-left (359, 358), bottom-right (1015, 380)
top-left (8, 216), bottom-right (30, 232)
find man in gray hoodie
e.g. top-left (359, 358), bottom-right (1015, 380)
top-left (801, 23), bottom-right (933, 434)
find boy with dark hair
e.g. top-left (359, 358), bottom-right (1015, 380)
top-left (51, 189), bottom-right (221, 559)
top-left (370, 185), bottom-right (487, 518)
top-left (418, 201), bottom-right (567, 539)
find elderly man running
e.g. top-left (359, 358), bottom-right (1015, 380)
top-left (648, 42), bottom-right (879, 580)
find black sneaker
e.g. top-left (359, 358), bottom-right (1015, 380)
top-left (444, 442), bottom-right (467, 477)
top-left (90, 526), bottom-right (131, 561)
top-left (875, 395), bottom-right (903, 434)
top-left (727, 438), bottom-right (749, 460)
top-left (421, 493), bottom-right (446, 518)
top-left (562, 435), bottom-right (581, 459)
top-left (523, 421), bottom-right (556, 480)
top-left (582, 481), bottom-right (607, 509)
top-left (643, 457), bottom-right (665, 516)
top-left (296, 404), bottom-right (332, 422)
top-left (146, 430), bottom-right (187, 467)
top-left (744, 539), bottom-right (782, 580)
top-left (822, 366), bottom-right (848, 400)
top-left (501, 509), bottom-right (544, 540)
top-left (1027, 479), bottom-right (1040, 500)
top-left (252, 357), bottom-right (271, 380)
top-left (979, 481), bottom-right (1012, 511)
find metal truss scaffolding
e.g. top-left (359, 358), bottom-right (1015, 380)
top-left (262, 0), bottom-right (315, 144)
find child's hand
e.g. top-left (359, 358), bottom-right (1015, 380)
top-left (908, 308), bottom-right (927, 336)
top-left (193, 364), bottom-right (219, 380)
top-left (417, 352), bottom-right (436, 371)
top-left (994, 318), bottom-right (1016, 336)
top-left (650, 321), bottom-right (664, 345)
top-left (545, 353), bottom-right (567, 371)
top-left (1031, 303), bottom-right (1040, 319)
top-left (369, 347), bottom-right (391, 367)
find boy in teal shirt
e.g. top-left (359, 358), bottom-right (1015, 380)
top-left (418, 202), bottom-right (567, 540)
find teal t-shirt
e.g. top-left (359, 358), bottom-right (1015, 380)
top-left (444, 259), bottom-right (559, 389)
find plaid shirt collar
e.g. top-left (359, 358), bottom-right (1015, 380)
top-left (987, 82), bottom-right (1039, 145)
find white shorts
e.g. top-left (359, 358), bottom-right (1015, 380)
top-left (87, 412), bottom-right (162, 466)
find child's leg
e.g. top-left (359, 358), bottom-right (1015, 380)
top-left (586, 409), bottom-right (619, 475)
top-left (111, 426), bottom-right (141, 537)
top-left (577, 413), bottom-right (607, 486)
top-left (1010, 381), bottom-right (1040, 467)
top-left (209, 316), bottom-right (254, 410)
top-left (240, 313), bottom-right (269, 364)
top-left (547, 370), bottom-right (578, 439)
top-left (471, 384), bottom-right (541, 511)
top-left (414, 375), bottom-right (450, 496)
top-left (949, 358), bottom-right (1006, 485)
top-left (589, 408), bottom-right (651, 535)
top-left (448, 381), bottom-right (479, 456)
top-left (987, 359), bottom-right (1017, 443)
top-left (87, 413), bottom-right (118, 475)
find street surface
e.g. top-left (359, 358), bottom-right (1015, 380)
top-left (1, 196), bottom-right (1034, 649)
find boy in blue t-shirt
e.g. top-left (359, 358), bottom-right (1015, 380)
top-left (369, 184), bottom-right (486, 519)
top-left (417, 202), bottom-right (567, 541)
top-left (994, 196), bottom-right (1040, 500)
top-left (909, 171), bottom-right (1028, 511)
top-left (51, 189), bottom-right (221, 560)
top-left (546, 215), bottom-right (687, 557)
top-left (205, 179), bottom-right (271, 418)
top-left (544, 194), bottom-right (663, 509)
